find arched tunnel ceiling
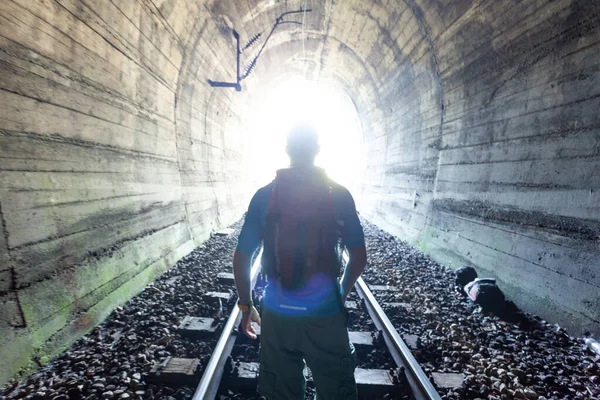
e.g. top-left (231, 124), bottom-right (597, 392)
top-left (0, 0), bottom-right (599, 385)
top-left (180, 0), bottom-right (441, 148)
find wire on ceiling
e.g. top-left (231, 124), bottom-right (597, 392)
top-left (302, 0), bottom-right (308, 64)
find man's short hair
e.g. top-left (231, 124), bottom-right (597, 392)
top-left (286, 122), bottom-right (319, 158)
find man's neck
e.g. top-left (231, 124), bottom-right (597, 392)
top-left (290, 160), bottom-right (315, 168)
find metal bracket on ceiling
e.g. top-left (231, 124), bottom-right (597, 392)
top-left (208, 8), bottom-right (312, 92)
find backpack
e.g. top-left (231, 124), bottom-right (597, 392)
top-left (465, 278), bottom-right (506, 314)
top-left (261, 167), bottom-right (341, 291)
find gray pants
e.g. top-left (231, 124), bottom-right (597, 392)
top-left (257, 305), bottom-right (357, 400)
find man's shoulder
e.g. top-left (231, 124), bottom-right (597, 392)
top-left (256, 181), bottom-right (275, 195)
top-left (328, 180), bottom-right (358, 215)
top-left (250, 181), bottom-right (275, 206)
top-left (329, 180), bottom-right (354, 201)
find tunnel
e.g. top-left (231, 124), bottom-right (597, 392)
top-left (0, 0), bottom-right (599, 387)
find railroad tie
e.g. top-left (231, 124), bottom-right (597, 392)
top-left (217, 272), bottom-right (236, 284)
top-left (202, 291), bottom-right (233, 303)
top-left (214, 228), bottom-right (235, 236)
top-left (348, 331), bottom-right (375, 349)
top-left (431, 372), bottom-right (465, 389)
top-left (368, 284), bottom-right (400, 292)
top-left (402, 334), bottom-right (419, 350)
top-left (384, 302), bottom-right (413, 311)
top-left (177, 316), bottom-right (220, 338)
top-left (228, 362), bottom-right (396, 397)
top-left (148, 357), bottom-right (201, 385)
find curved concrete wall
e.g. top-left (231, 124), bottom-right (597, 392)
top-left (0, 0), bottom-right (598, 385)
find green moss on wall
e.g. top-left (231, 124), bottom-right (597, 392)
top-left (2, 233), bottom-right (195, 388)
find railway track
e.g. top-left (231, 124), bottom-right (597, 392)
top-left (3, 223), bottom-right (597, 400)
top-left (147, 251), bottom-right (442, 400)
top-left (354, 276), bottom-right (441, 400)
top-left (192, 251), bottom-right (264, 400)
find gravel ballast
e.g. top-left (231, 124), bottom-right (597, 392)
top-left (359, 220), bottom-right (600, 400)
top-left (2, 219), bottom-right (599, 400)
top-left (1, 227), bottom-right (242, 400)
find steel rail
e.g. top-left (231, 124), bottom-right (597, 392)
top-left (343, 253), bottom-right (441, 400)
top-left (193, 248), bottom-right (439, 399)
top-left (192, 251), bottom-right (263, 400)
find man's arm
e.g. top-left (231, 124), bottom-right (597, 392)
top-left (336, 187), bottom-right (367, 301)
top-left (340, 245), bottom-right (367, 301)
top-left (233, 249), bottom-right (253, 306)
top-left (233, 249), bottom-right (260, 339)
top-left (233, 191), bottom-right (264, 339)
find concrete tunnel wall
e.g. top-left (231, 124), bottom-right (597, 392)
top-left (0, 0), bottom-right (598, 385)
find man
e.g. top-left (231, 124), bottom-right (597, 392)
top-left (233, 122), bottom-right (367, 399)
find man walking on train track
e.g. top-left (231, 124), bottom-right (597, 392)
top-left (233, 122), bottom-right (368, 399)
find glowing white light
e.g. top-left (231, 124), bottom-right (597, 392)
top-left (245, 78), bottom-right (365, 194)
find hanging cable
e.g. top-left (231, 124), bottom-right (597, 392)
top-left (239, 8), bottom-right (311, 81)
top-left (302, 0), bottom-right (308, 63)
top-left (208, 8), bottom-right (312, 90)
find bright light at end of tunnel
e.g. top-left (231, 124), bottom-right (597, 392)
top-left (246, 78), bottom-right (365, 194)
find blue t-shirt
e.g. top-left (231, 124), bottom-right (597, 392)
top-left (237, 171), bottom-right (365, 316)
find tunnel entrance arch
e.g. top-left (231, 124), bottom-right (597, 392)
top-left (243, 76), bottom-right (366, 199)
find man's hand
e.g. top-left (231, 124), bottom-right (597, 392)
top-left (241, 305), bottom-right (261, 339)
top-left (340, 284), bottom-right (350, 303)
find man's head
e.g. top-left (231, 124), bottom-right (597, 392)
top-left (286, 122), bottom-right (320, 166)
